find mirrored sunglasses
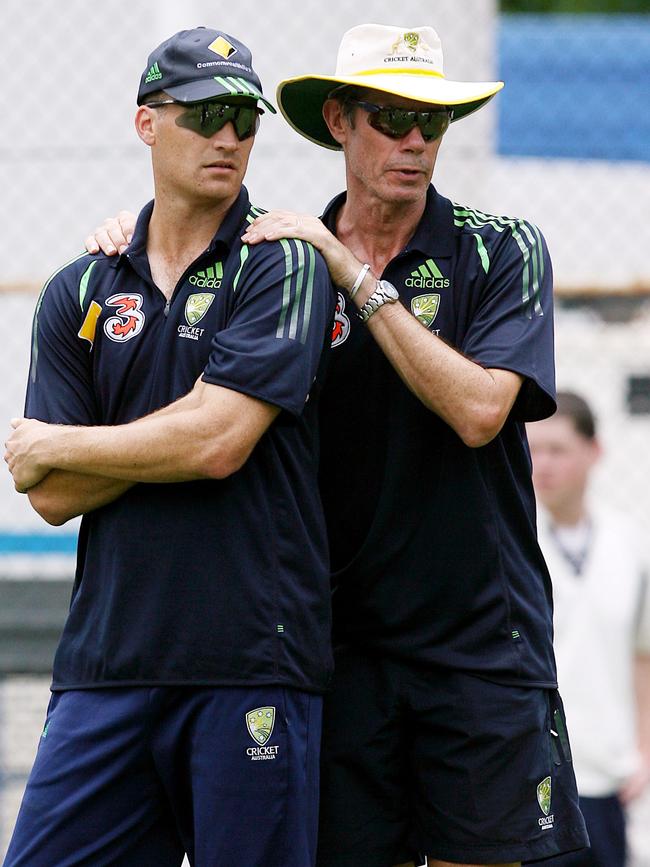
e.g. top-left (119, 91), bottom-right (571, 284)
top-left (147, 100), bottom-right (262, 141)
top-left (351, 99), bottom-right (452, 142)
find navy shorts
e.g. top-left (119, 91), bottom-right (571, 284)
top-left (316, 647), bottom-right (589, 867)
top-left (4, 685), bottom-right (322, 867)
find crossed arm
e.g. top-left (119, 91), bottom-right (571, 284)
top-left (85, 209), bottom-right (524, 448)
top-left (5, 379), bottom-right (278, 525)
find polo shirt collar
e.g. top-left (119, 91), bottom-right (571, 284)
top-left (110, 186), bottom-right (252, 270)
top-left (320, 184), bottom-right (455, 260)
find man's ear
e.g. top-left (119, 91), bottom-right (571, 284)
top-left (135, 105), bottom-right (156, 146)
top-left (322, 98), bottom-right (348, 147)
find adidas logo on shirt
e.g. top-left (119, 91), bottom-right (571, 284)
top-left (405, 258), bottom-right (450, 290)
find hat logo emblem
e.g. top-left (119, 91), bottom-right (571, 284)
top-left (403, 32), bottom-right (420, 52)
top-left (391, 31), bottom-right (421, 55)
top-left (208, 35), bottom-right (238, 60)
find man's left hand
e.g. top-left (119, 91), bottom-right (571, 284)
top-left (242, 210), bottom-right (364, 291)
top-left (4, 417), bottom-right (54, 492)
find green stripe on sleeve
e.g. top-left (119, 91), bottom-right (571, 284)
top-left (473, 234), bottom-right (490, 274)
top-left (232, 245), bottom-right (249, 294)
top-left (78, 260), bottom-right (97, 310)
top-left (288, 241), bottom-right (306, 340)
top-left (299, 244), bottom-right (316, 344)
top-left (454, 204), bottom-right (545, 317)
top-left (276, 239), bottom-right (294, 338)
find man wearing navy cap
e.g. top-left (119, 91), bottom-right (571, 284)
top-left (3, 26), bottom-right (334, 867)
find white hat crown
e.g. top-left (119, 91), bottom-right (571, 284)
top-left (336, 24), bottom-right (445, 79)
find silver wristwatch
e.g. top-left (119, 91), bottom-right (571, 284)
top-left (358, 280), bottom-right (400, 322)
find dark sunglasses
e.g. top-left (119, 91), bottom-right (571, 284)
top-left (350, 99), bottom-right (452, 142)
top-left (146, 99), bottom-right (262, 141)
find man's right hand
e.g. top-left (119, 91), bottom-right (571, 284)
top-left (84, 210), bottom-right (137, 255)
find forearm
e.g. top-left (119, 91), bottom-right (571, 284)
top-left (363, 299), bottom-right (521, 446)
top-left (44, 405), bottom-right (222, 482)
top-left (29, 383), bottom-right (274, 483)
top-left (27, 470), bottom-right (133, 525)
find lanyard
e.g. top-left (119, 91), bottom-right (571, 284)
top-left (549, 519), bottom-right (592, 577)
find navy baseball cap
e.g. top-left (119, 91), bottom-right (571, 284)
top-left (137, 27), bottom-right (276, 113)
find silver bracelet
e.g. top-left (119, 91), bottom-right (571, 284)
top-left (348, 263), bottom-right (371, 299)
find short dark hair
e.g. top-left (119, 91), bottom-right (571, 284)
top-left (141, 90), bottom-right (168, 106)
top-left (328, 85), bottom-right (365, 127)
top-left (555, 391), bottom-right (597, 440)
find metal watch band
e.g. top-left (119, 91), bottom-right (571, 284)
top-left (358, 280), bottom-right (399, 323)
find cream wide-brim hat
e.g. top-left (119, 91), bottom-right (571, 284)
top-left (277, 23), bottom-right (504, 150)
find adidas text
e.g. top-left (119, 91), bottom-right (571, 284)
top-left (405, 275), bottom-right (450, 289)
top-left (189, 276), bottom-right (222, 289)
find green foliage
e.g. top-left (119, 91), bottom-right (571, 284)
top-left (501, 0), bottom-right (649, 12)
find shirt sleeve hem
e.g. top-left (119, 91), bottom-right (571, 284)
top-left (201, 374), bottom-right (305, 418)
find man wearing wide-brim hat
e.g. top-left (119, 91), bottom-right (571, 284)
top-left (244, 22), bottom-right (590, 867)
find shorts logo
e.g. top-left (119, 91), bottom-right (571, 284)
top-left (537, 776), bottom-right (554, 830)
top-left (331, 292), bottom-right (350, 348)
top-left (246, 707), bottom-right (275, 745)
top-left (185, 293), bottom-right (215, 326)
top-left (411, 294), bottom-right (440, 328)
top-left (103, 294), bottom-right (145, 342)
top-left (246, 707), bottom-right (279, 761)
top-left (208, 36), bottom-right (237, 59)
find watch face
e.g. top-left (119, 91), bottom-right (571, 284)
top-left (378, 280), bottom-right (399, 300)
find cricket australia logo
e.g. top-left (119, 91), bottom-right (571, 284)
top-left (537, 776), bottom-right (554, 830)
top-left (411, 294), bottom-right (440, 328)
top-left (246, 707), bottom-right (279, 761)
top-left (178, 293), bottom-right (215, 341)
top-left (387, 31), bottom-right (435, 65)
top-left (331, 292), bottom-right (351, 348)
top-left (185, 293), bottom-right (215, 326)
top-left (103, 294), bottom-right (145, 343)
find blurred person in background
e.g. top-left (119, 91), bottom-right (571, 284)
top-left (528, 390), bottom-right (650, 867)
top-left (82, 22), bottom-right (590, 867)
top-left (3, 26), bottom-right (334, 867)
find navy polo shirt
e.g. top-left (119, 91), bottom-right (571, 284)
top-left (318, 185), bottom-right (558, 686)
top-left (26, 187), bottom-right (336, 693)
